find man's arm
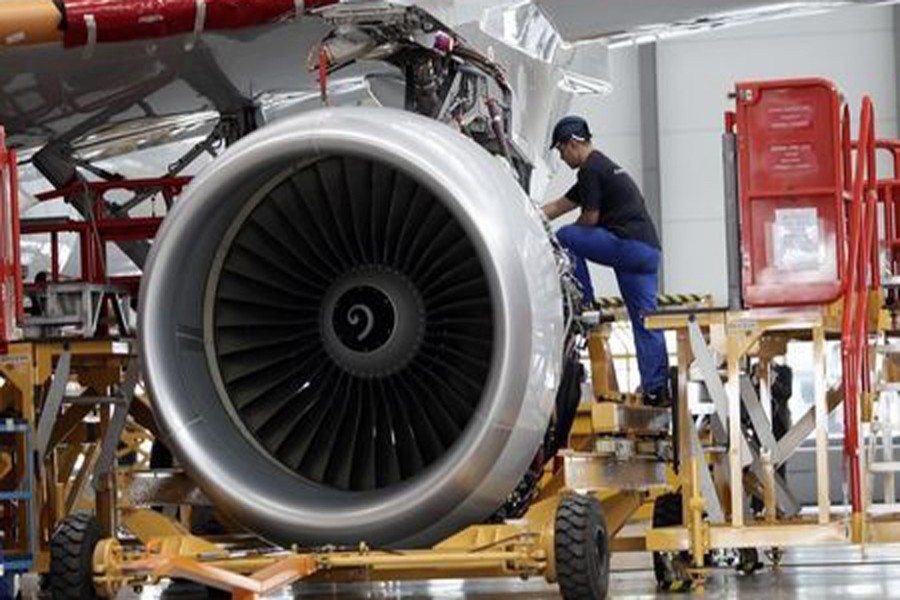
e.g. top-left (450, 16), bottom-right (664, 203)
top-left (542, 197), bottom-right (578, 220)
top-left (576, 209), bottom-right (599, 226)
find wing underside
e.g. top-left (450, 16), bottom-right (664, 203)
top-left (534, 0), bottom-right (895, 43)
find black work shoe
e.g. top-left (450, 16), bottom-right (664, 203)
top-left (643, 388), bottom-right (671, 408)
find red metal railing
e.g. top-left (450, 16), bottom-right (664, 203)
top-left (0, 127), bottom-right (23, 354)
top-left (0, 133), bottom-right (188, 349)
top-left (872, 140), bottom-right (900, 281)
top-left (24, 177), bottom-right (187, 297)
top-left (841, 97), bottom-right (878, 516)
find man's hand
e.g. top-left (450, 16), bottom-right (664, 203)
top-left (542, 197), bottom-right (577, 220)
top-left (576, 209), bottom-right (599, 226)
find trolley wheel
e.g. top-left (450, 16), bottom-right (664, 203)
top-left (651, 492), bottom-right (693, 591)
top-left (765, 546), bottom-right (785, 568)
top-left (49, 513), bottom-right (101, 600)
top-left (737, 547), bottom-right (763, 575)
top-left (554, 493), bottom-right (610, 600)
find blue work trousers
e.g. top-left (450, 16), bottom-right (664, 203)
top-left (556, 224), bottom-right (668, 394)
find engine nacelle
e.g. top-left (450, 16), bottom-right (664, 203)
top-left (140, 107), bottom-right (565, 547)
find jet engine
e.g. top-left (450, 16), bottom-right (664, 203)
top-left (139, 107), bottom-right (567, 548)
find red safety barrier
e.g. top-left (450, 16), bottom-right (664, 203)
top-left (869, 140), bottom-right (900, 278)
top-left (840, 97), bottom-right (878, 518)
top-left (25, 177), bottom-right (186, 297)
top-left (0, 128), bottom-right (23, 355)
top-left (734, 78), bottom-right (845, 307)
top-left (733, 78), bottom-right (883, 526)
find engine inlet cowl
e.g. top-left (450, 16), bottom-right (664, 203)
top-left (140, 107), bottom-right (564, 547)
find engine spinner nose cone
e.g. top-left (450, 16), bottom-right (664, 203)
top-left (332, 285), bottom-right (395, 352)
top-left (321, 267), bottom-right (425, 377)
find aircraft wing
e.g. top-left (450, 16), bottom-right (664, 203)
top-left (533, 0), bottom-right (896, 44)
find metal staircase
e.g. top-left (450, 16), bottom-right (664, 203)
top-left (854, 133), bottom-right (900, 512)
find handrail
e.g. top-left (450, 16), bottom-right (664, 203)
top-left (0, 127), bottom-right (23, 353)
top-left (841, 96), bottom-right (877, 517)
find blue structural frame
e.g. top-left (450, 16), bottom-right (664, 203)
top-left (0, 418), bottom-right (35, 599)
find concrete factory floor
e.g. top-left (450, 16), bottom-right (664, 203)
top-left (118, 544), bottom-right (900, 599)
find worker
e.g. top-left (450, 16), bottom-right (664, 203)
top-left (542, 115), bottom-right (669, 406)
top-left (26, 271), bottom-right (48, 317)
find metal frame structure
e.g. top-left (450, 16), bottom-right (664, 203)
top-left (644, 307), bottom-right (849, 586)
top-left (92, 490), bottom-right (640, 600)
top-left (23, 176), bottom-right (182, 296)
top-left (640, 79), bottom-right (900, 590)
top-left (0, 340), bottom-right (142, 574)
top-left (0, 128), bottom-right (160, 594)
top-left (74, 307), bottom-right (675, 600)
top-left (0, 418), bottom-right (37, 593)
top-left (88, 347), bottom-right (665, 599)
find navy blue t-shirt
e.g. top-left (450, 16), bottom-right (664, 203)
top-left (565, 151), bottom-right (661, 250)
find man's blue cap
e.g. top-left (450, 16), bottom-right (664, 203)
top-left (550, 115), bottom-right (592, 149)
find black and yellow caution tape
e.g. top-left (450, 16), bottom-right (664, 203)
top-left (594, 293), bottom-right (712, 310)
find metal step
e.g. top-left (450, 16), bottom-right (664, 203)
top-left (883, 275), bottom-right (900, 288)
top-left (22, 315), bottom-right (82, 326)
top-left (876, 344), bottom-right (900, 355)
top-left (870, 462), bottom-right (900, 473)
top-left (63, 396), bottom-right (125, 406)
top-left (591, 403), bottom-right (671, 436)
top-left (0, 419), bottom-right (29, 433)
top-left (0, 491), bottom-right (32, 501)
top-left (125, 470), bottom-right (211, 507)
top-left (876, 382), bottom-right (900, 393)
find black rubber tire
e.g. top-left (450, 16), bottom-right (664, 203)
top-left (737, 547), bottom-right (762, 575)
top-left (651, 492), bottom-right (692, 591)
top-left (555, 493), bottom-right (610, 600)
top-left (49, 513), bottom-right (101, 600)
